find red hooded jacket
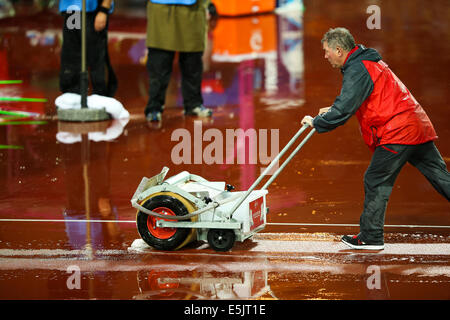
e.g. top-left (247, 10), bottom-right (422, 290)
top-left (313, 45), bottom-right (437, 151)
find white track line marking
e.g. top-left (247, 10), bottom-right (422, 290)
top-left (267, 222), bottom-right (450, 229)
top-left (1, 239), bottom-right (449, 257)
top-left (0, 248), bottom-right (127, 256)
top-left (1, 219), bottom-right (449, 229)
top-left (1, 257), bottom-right (449, 276)
top-left (247, 240), bottom-right (450, 256)
top-left (0, 219), bottom-right (135, 223)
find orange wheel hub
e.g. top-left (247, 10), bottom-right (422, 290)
top-left (146, 207), bottom-right (177, 239)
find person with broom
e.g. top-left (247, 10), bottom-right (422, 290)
top-left (59, 0), bottom-right (117, 97)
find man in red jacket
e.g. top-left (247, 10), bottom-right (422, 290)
top-left (301, 27), bottom-right (450, 250)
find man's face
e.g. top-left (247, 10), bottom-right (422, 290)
top-left (323, 41), bottom-right (345, 68)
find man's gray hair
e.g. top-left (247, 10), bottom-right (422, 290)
top-left (321, 28), bottom-right (356, 51)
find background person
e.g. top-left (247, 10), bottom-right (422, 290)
top-left (59, 0), bottom-right (117, 97)
top-left (144, 0), bottom-right (212, 122)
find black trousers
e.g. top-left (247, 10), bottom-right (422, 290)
top-left (60, 11), bottom-right (117, 97)
top-left (360, 141), bottom-right (450, 243)
top-left (145, 47), bottom-right (203, 115)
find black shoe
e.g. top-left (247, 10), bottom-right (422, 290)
top-left (341, 234), bottom-right (384, 250)
top-left (184, 105), bottom-right (212, 117)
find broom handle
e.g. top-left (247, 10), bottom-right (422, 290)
top-left (80, 0), bottom-right (88, 108)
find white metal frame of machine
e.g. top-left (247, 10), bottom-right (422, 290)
top-left (131, 124), bottom-right (315, 251)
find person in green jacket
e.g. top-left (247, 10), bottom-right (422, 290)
top-left (145, 0), bottom-right (212, 122)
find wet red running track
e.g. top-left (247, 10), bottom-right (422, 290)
top-left (0, 0), bottom-right (449, 301)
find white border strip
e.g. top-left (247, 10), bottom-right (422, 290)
top-left (0, 219), bottom-right (449, 229)
top-left (0, 219), bottom-right (135, 223)
top-left (267, 222), bottom-right (450, 229)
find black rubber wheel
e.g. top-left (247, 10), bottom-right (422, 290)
top-left (207, 229), bottom-right (236, 252)
top-left (136, 195), bottom-right (190, 251)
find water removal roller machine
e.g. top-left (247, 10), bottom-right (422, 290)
top-left (131, 124), bottom-right (316, 252)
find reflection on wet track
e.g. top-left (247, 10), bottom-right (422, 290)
top-left (0, 0), bottom-right (449, 300)
top-left (0, 228), bottom-right (449, 300)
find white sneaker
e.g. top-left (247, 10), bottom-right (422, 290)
top-left (184, 105), bottom-right (212, 117)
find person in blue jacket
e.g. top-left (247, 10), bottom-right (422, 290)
top-left (59, 0), bottom-right (117, 97)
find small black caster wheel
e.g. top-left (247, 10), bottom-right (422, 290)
top-left (226, 184), bottom-right (235, 192)
top-left (207, 229), bottom-right (235, 252)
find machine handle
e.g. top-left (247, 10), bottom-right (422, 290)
top-left (228, 124), bottom-right (315, 217)
top-left (261, 127), bottom-right (315, 190)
